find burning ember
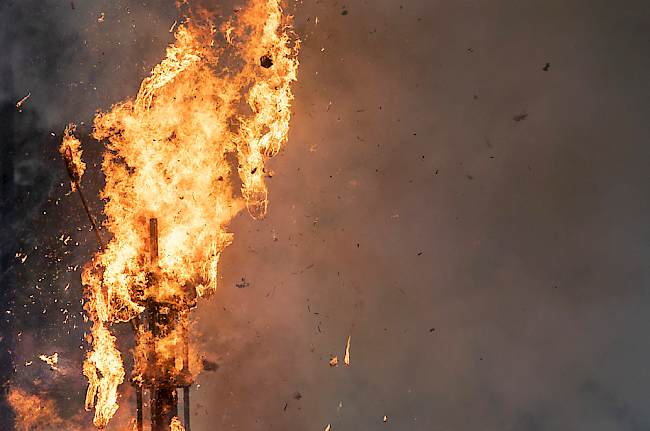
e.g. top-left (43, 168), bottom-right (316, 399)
top-left (38, 352), bottom-right (59, 371)
top-left (344, 334), bottom-right (351, 366)
top-left (62, 0), bottom-right (300, 428)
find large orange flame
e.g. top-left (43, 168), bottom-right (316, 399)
top-left (74, 0), bottom-right (299, 427)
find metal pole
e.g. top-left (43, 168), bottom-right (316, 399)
top-left (182, 311), bottom-right (191, 430)
top-left (184, 386), bottom-right (190, 431)
top-left (136, 387), bottom-right (143, 431)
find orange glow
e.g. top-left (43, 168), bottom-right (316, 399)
top-left (74, 0), bottom-right (300, 427)
top-left (329, 357), bottom-right (338, 367)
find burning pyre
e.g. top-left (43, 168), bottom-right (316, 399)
top-left (63, 1), bottom-right (300, 428)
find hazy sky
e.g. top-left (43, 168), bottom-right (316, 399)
top-left (3, 0), bottom-right (650, 430)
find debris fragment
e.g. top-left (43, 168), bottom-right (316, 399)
top-left (39, 353), bottom-right (59, 371)
top-left (293, 391), bottom-right (302, 400)
top-left (543, 62), bottom-right (550, 71)
top-left (513, 113), bottom-right (528, 122)
top-left (170, 417), bottom-right (184, 431)
top-left (383, 415), bottom-right (387, 422)
top-left (329, 357), bottom-right (338, 367)
top-left (16, 93), bottom-right (31, 108)
top-left (260, 55), bottom-right (273, 68)
top-left (236, 278), bottom-right (250, 288)
top-left (325, 425), bottom-right (331, 431)
top-left (342, 10), bottom-right (348, 15)
top-left (70, 2), bottom-right (74, 9)
top-left (344, 335), bottom-right (351, 366)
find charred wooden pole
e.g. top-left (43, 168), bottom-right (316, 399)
top-left (61, 147), bottom-right (104, 251)
top-left (149, 218), bottom-right (179, 431)
top-left (130, 218), bottom-right (194, 430)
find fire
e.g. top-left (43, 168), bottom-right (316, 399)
top-left (344, 334), bottom-right (351, 366)
top-left (73, 0), bottom-right (300, 428)
top-left (329, 357), bottom-right (338, 367)
top-left (38, 352), bottom-right (59, 371)
top-left (60, 125), bottom-right (85, 192)
top-left (170, 417), bottom-right (185, 431)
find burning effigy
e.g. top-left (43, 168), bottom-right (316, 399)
top-left (61, 1), bottom-right (300, 429)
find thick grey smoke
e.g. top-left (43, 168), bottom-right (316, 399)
top-left (3, 0), bottom-right (650, 430)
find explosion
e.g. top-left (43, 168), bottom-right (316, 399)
top-left (63, 0), bottom-right (300, 428)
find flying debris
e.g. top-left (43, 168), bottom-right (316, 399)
top-left (236, 278), bottom-right (250, 288)
top-left (260, 54), bottom-right (273, 68)
top-left (344, 334), bottom-right (351, 366)
top-left (329, 357), bottom-right (338, 367)
top-left (513, 113), bottom-right (528, 122)
top-left (383, 415), bottom-right (387, 422)
top-left (543, 62), bottom-right (550, 71)
top-left (15, 93), bottom-right (31, 107)
top-left (39, 353), bottom-right (59, 371)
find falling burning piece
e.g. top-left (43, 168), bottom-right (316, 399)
top-left (15, 93), bottom-right (30, 107)
top-left (330, 357), bottom-right (338, 367)
top-left (39, 353), bottom-right (59, 370)
top-left (344, 334), bottom-right (351, 366)
top-left (324, 425), bottom-right (331, 431)
top-left (60, 125), bottom-right (85, 188)
top-left (383, 415), bottom-right (387, 422)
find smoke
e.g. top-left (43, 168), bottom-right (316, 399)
top-left (4, 0), bottom-right (650, 430)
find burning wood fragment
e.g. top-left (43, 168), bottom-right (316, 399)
top-left (38, 353), bottom-right (58, 371)
top-left (344, 334), bottom-right (351, 366)
top-left (329, 357), bottom-right (338, 367)
top-left (15, 92), bottom-right (30, 107)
